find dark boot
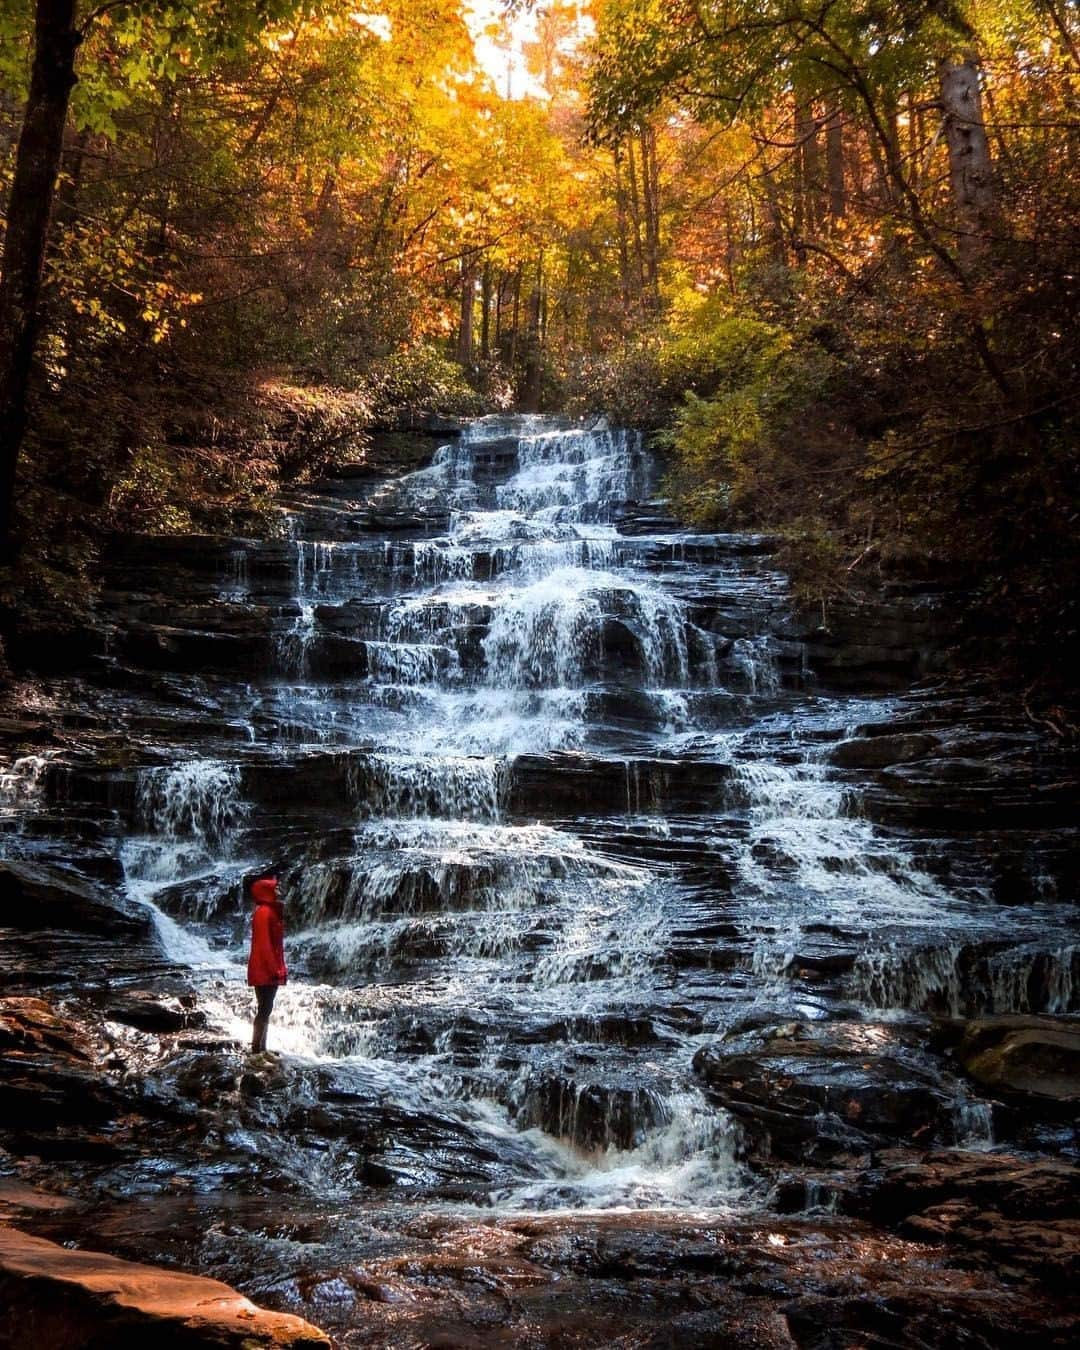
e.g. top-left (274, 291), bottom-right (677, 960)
top-left (252, 1017), bottom-right (269, 1053)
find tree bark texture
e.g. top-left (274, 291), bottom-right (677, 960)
top-left (939, 55), bottom-right (996, 259)
top-left (0, 0), bottom-right (81, 558)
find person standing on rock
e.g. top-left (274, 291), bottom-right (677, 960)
top-left (246, 875), bottom-right (286, 1053)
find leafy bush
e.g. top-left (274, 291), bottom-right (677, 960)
top-left (657, 311), bottom-right (836, 528)
top-left (363, 345), bottom-right (489, 425)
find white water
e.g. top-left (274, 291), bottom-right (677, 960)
top-left (115, 415), bottom-right (1077, 1215)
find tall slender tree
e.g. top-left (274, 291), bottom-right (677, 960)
top-left (0, 0), bottom-right (81, 559)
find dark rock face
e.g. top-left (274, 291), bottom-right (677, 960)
top-left (788, 598), bottom-right (960, 690)
top-left (515, 1067), bottom-right (671, 1152)
top-left (102, 991), bottom-right (207, 1034)
top-left (829, 731), bottom-right (941, 768)
top-left (0, 860), bottom-right (151, 937)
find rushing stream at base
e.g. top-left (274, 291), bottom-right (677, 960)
top-left (83, 413), bottom-right (1072, 1221)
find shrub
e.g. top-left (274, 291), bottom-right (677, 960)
top-left (363, 345), bottom-right (489, 425)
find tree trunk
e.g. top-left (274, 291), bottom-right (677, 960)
top-left (0, 0), bottom-right (81, 559)
top-left (521, 254), bottom-right (544, 413)
top-left (612, 145), bottom-right (632, 308)
top-left (939, 55), bottom-right (996, 259)
top-left (794, 96), bottom-right (821, 235)
top-left (825, 102), bottom-right (845, 219)
top-left (456, 257), bottom-right (476, 368)
top-left (508, 265), bottom-right (522, 376)
top-left (624, 136), bottom-right (646, 301)
top-left (1036, 0), bottom-right (1080, 70)
top-left (639, 124), bottom-right (661, 309)
top-left (480, 261), bottom-right (492, 363)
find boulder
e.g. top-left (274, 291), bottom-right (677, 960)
top-left (955, 1015), bottom-right (1080, 1101)
top-left (0, 1225), bottom-right (329, 1347)
top-left (0, 997), bottom-right (122, 1135)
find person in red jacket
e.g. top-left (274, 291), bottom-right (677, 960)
top-left (246, 875), bottom-right (286, 1053)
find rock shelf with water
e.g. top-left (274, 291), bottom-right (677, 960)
top-left (1, 414), bottom-right (1077, 1344)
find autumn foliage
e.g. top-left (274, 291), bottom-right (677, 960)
top-left (0, 0), bottom-right (1077, 675)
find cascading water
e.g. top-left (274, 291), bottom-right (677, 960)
top-left (118, 413), bottom-right (1077, 1218)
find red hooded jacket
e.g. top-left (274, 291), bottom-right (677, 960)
top-left (247, 878), bottom-right (287, 987)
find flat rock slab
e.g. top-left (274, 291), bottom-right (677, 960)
top-left (0, 1226), bottom-right (330, 1348)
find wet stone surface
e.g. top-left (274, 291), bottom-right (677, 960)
top-left (0, 414), bottom-right (1078, 1343)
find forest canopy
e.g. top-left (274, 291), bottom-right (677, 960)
top-left (0, 0), bottom-right (1077, 675)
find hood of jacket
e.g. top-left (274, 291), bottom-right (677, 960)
top-left (251, 878), bottom-right (281, 911)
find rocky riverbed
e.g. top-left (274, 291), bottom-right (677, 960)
top-left (1, 415), bottom-right (1077, 1345)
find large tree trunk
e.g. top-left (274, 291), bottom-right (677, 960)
top-left (638, 124), bottom-right (661, 310)
top-left (623, 136), bottom-right (647, 301)
top-left (794, 96), bottom-right (821, 237)
top-left (479, 261), bottom-right (491, 363)
top-left (939, 54), bottom-right (996, 260)
top-left (0, 0), bottom-right (81, 559)
top-left (612, 145), bottom-right (632, 308)
top-left (456, 257), bottom-right (476, 368)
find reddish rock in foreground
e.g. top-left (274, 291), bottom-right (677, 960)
top-left (0, 1225), bottom-right (331, 1349)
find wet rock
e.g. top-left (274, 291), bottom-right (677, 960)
top-left (850, 1149), bottom-right (1080, 1291)
top-left (0, 860), bottom-right (150, 938)
top-left (789, 597), bottom-right (958, 691)
top-left (104, 532), bottom-right (250, 575)
top-left (303, 633), bottom-right (369, 679)
top-left (132, 602), bottom-right (273, 638)
top-left (117, 622), bottom-right (277, 677)
top-left (0, 1180), bottom-right (79, 1225)
top-left (693, 1022), bottom-right (953, 1162)
top-left (506, 752), bottom-right (733, 817)
top-left (954, 1015), bottom-right (1080, 1101)
top-left (103, 991), bottom-right (206, 1035)
top-left (853, 939), bottom-right (1079, 1018)
top-left (829, 731), bottom-right (940, 768)
top-left (862, 755), bottom-right (1079, 829)
top-left (516, 1068), bottom-right (670, 1152)
top-left (0, 1225), bottom-right (330, 1347)
top-left (0, 997), bottom-right (92, 1060)
top-left (0, 1000), bottom-right (124, 1140)
top-left (853, 1149), bottom-right (1080, 1225)
top-left (164, 1049), bottom-right (245, 1106)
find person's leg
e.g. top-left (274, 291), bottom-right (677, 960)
top-left (252, 985), bottom-right (277, 1052)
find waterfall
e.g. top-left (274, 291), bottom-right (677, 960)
top-left (111, 413), bottom-right (1075, 1214)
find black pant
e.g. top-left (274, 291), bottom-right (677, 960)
top-left (252, 984), bottom-right (278, 1051)
top-left (255, 985), bottom-right (278, 1019)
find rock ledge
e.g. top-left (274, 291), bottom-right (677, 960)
top-left (0, 1225), bottom-right (330, 1348)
